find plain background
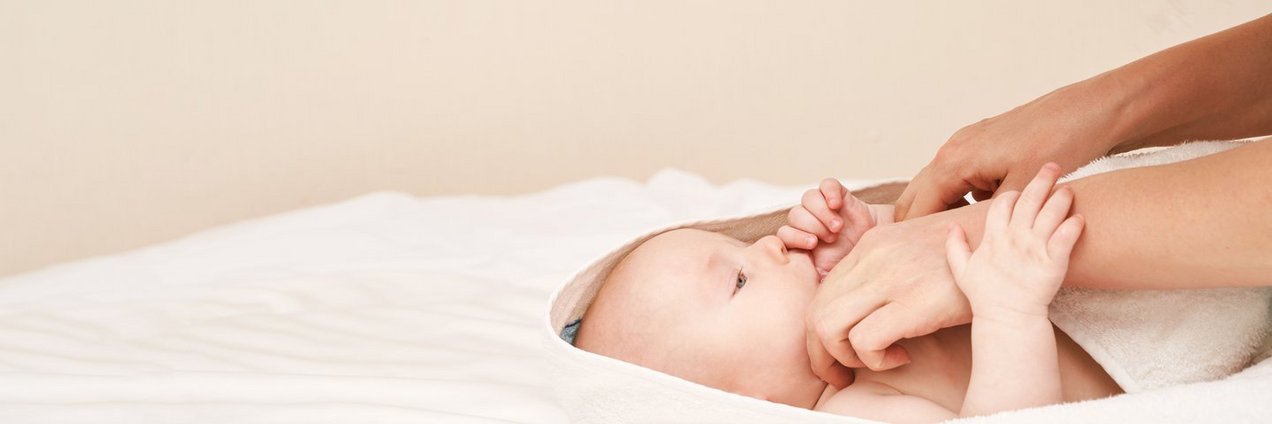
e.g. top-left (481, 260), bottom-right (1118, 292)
top-left (2, 1), bottom-right (1268, 277)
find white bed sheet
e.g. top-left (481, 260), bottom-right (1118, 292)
top-left (3, 168), bottom-right (1268, 423)
top-left (0, 169), bottom-right (838, 423)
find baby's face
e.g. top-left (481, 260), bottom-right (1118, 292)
top-left (577, 229), bottom-right (825, 407)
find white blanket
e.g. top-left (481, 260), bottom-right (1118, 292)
top-left (1, 160), bottom-right (1269, 423)
top-left (0, 170), bottom-right (837, 423)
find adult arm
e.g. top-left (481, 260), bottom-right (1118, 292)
top-left (807, 141), bottom-right (1272, 385)
top-left (894, 13), bottom-right (1272, 220)
top-left (1109, 13), bottom-right (1272, 153)
top-left (1063, 139), bottom-right (1272, 289)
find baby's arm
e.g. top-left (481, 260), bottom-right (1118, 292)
top-left (945, 164), bottom-right (1084, 416)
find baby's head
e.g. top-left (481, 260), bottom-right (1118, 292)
top-left (574, 228), bottom-right (826, 408)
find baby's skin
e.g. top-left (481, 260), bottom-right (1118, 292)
top-left (575, 165), bottom-right (1122, 422)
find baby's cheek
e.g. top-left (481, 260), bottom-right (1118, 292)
top-left (744, 282), bottom-right (813, 347)
top-left (771, 317), bottom-right (817, 378)
top-left (760, 297), bottom-right (812, 360)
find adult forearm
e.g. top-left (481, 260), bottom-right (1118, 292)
top-left (1108, 14), bottom-right (1272, 153)
top-left (924, 140), bottom-right (1272, 290)
top-left (1062, 140), bottom-right (1272, 289)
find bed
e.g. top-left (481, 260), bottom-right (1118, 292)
top-left (1, 168), bottom-right (1268, 423)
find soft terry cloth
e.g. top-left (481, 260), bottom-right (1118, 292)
top-left (1051, 140), bottom-right (1272, 392)
top-left (545, 206), bottom-right (869, 424)
top-left (545, 139), bottom-right (1272, 423)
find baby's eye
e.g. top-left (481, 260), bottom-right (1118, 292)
top-left (734, 270), bottom-right (748, 294)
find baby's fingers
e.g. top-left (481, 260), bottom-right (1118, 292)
top-left (1047, 214), bottom-right (1085, 261)
top-left (1010, 163), bottom-right (1062, 230)
top-left (778, 225), bottom-right (819, 250)
top-left (802, 188), bottom-right (844, 235)
top-left (984, 190), bottom-right (1020, 238)
top-left (819, 178), bottom-right (847, 211)
top-left (1034, 186), bottom-right (1074, 237)
top-left (945, 223), bottom-right (971, 278)
top-left (790, 202), bottom-right (837, 243)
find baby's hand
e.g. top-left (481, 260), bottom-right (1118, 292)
top-left (945, 163), bottom-right (1084, 319)
top-left (778, 178), bottom-right (894, 279)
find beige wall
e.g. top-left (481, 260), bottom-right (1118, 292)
top-left (1, 1), bottom-right (1267, 277)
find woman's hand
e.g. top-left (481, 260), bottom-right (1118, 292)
top-left (803, 209), bottom-right (972, 388)
top-left (777, 178), bottom-right (895, 279)
top-left (896, 15), bottom-right (1272, 223)
top-left (946, 163), bottom-right (1084, 319)
top-left (893, 74), bottom-right (1132, 221)
top-left (805, 164), bottom-right (1067, 388)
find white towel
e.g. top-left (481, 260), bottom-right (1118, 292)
top-left (1050, 139), bottom-right (1272, 393)
top-left (544, 139), bottom-right (1272, 423)
top-left (545, 206), bottom-right (867, 423)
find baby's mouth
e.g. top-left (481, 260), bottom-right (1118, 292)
top-left (788, 249), bottom-right (819, 281)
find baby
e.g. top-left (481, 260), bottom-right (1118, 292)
top-left (574, 165), bottom-right (1124, 422)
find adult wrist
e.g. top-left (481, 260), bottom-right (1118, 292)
top-left (1073, 69), bottom-right (1150, 155)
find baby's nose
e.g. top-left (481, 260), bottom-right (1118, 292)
top-left (756, 235), bottom-right (790, 264)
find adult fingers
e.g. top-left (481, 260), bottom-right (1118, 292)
top-left (788, 206), bottom-right (835, 243)
top-left (848, 302), bottom-right (916, 371)
top-left (1033, 186), bottom-right (1074, 237)
top-left (994, 164), bottom-right (1037, 200)
top-left (808, 290), bottom-right (887, 371)
top-left (1009, 163), bottom-right (1061, 229)
top-left (777, 225), bottom-right (818, 250)
top-left (805, 333), bottom-right (855, 388)
top-left (806, 319), bottom-right (854, 388)
top-left (894, 166), bottom-right (974, 222)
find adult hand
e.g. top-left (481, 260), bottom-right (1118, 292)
top-left (893, 75), bottom-right (1130, 221)
top-left (803, 207), bottom-right (974, 388)
top-left (807, 165), bottom-right (1066, 388)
